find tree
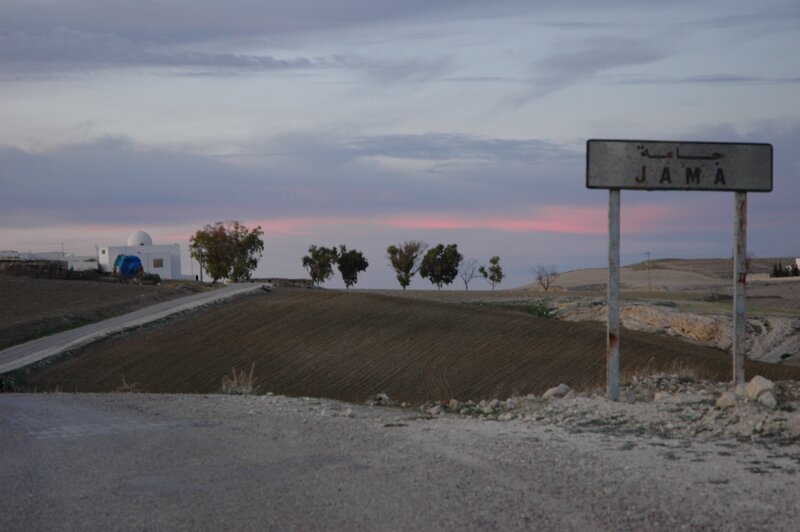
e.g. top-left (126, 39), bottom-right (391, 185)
top-left (387, 241), bottom-right (427, 290)
top-left (534, 263), bottom-right (559, 292)
top-left (190, 220), bottom-right (264, 283)
top-left (479, 256), bottom-right (504, 290)
top-left (302, 245), bottom-right (339, 286)
top-left (459, 258), bottom-right (481, 291)
top-left (336, 245), bottom-right (369, 289)
top-left (420, 243), bottom-right (462, 289)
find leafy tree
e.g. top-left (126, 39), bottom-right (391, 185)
top-left (387, 241), bottom-right (427, 290)
top-left (302, 245), bottom-right (339, 286)
top-left (534, 263), bottom-right (559, 292)
top-left (479, 256), bottom-right (504, 290)
top-left (420, 243), bottom-right (462, 289)
top-left (190, 220), bottom-right (264, 283)
top-left (336, 245), bottom-right (369, 289)
top-left (459, 258), bottom-right (481, 291)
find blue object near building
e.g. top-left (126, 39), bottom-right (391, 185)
top-left (113, 255), bottom-right (143, 279)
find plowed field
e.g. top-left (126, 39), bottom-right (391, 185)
top-left (0, 276), bottom-right (209, 350)
top-left (18, 289), bottom-right (800, 403)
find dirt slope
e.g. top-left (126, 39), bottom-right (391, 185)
top-left (18, 289), bottom-right (799, 403)
top-left (0, 275), bottom-right (209, 350)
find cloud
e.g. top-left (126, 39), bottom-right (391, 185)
top-left (505, 37), bottom-right (670, 105)
top-left (2, 123), bottom-right (798, 261)
top-left (341, 55), bottom-right (452, 84)
top-left (609, 74), bottom-right (800, 86)
top-left (0, 1), bottom-right (536, 43)
top-left (0, 27), bottom-right (331, 77)
top-left (0, 132), bottom-right (587, 230)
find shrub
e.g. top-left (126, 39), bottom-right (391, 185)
top-left (221, 363), bottom-right (258, 394)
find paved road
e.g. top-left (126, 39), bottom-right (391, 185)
top-left (0, 283), bottom-right (266, 374)
top-left (1, 393), bottom-right (797, 530)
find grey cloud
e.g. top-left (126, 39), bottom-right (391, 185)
top-left (342, 55), bottom-right (452, 84)
top-left (609, 74), bottom-right (800, 85)
top-left (0, 1), bottom-right (537, 44)
top-left (506, 37), bottom-right (669, 105)
top-left (0, 132), bottom-right (588, 229)
top-left (344, 133), bottom-right (573, 162)
top-left (0, 27), bottom-right (327, 76)
top-left (3, 124), bottom-right (797, 253)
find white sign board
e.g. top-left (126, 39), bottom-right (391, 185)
top-left (587, 140), bottom-right (772, 192)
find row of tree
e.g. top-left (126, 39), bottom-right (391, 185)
top-left (302, 245), bottom-right (369, 288)
top-left (187, 221), bottom-right (554, 292)
top-left (303, 240), bottom-right (505, 291)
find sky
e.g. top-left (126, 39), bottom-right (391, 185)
top-left (1, 0), bottom-right (799, 289)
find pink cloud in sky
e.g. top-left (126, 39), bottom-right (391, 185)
top-left (381, 204), bottom-right (683, 236)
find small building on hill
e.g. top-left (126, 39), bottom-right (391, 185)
top-left (0, 250), bottom-right (97, 271)
top-left (97, 230), bottom-right (184, 279)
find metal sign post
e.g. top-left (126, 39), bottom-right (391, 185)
top-left (587, 139), bottom-right (772, 400)
top-left (607, 189), bottom-right (620, 401)
top-left (733, 192), bottom-right (747, 384)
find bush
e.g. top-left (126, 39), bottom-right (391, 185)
top-left (528, 303), bottom-right (553, 319)
top-left (221, 363), bottom-right (258, 394)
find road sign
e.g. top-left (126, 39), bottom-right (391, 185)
top-left (587, 140), bottom-right (772, 192)
top-left (586, 138), bottom-right (773, 401)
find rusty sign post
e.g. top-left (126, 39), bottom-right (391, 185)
top-left (587, 140), bottom-right (772, 400)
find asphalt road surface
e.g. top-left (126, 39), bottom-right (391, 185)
top-left (2, 393), bottom-right (797, 530)
top-left (0, 283), bottom-right (266, 374)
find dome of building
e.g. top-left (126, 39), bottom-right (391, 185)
top-left (127, 230), bottom-right (153, 247)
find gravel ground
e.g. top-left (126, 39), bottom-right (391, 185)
top-left (2, 390), bottom-right (799, 531)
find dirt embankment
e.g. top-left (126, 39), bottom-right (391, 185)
top-left (0, 275), bottom-right (211, 350)
top-left (16, 289), bottom-right (800, 403)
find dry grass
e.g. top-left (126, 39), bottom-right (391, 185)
top-left (619, 358), bottom-right (712, 385)
top-left (116, 374), bottom-right (141, 393)
top-left (221, 363), bottom-right (258, 395)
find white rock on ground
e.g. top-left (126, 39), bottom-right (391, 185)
top-left (716, 391), bottom-right (737, 408)
top-left (746, 375), bottom-right (774, 401)
top-left (427, 405), bottom-right (443, 415)
top-left (758, 391), bottom-right (778, 409)
top-left (543, 384), bottom-right (572, 399)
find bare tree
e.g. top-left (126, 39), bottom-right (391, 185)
top-left (458, 258), bottom-right (481, 290)
top-left (534, 263), bottom-right (559, 292)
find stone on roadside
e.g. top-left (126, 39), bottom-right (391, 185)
top-left (654, 391), bottom-right (673, 401)
top-left (459, 407), bottom-right (472, 415)
top-left (758, 391), bottom-right (778, 409)
top-left (498, 412), bottom-right (515, 422)
top-left (370, 393), bottom-right (391, 406)
top-left (448, 398), bottom-right (461, 411)
top-left (427, 405), bottom-right (444, 415)
top-left (746, 376), bottom-right (774, 401)
top-left (543, 384), bottom-right (572, 399)
top-left (716, 391), bottom-right (737, 408)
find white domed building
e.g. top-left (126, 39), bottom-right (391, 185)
top-left (97, 230), bottom-right (185, 279)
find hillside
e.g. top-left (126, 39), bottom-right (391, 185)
top-left (0, 275), bottom-right (210, 350)
top-left (18, 288), bottom-right (800, 403)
